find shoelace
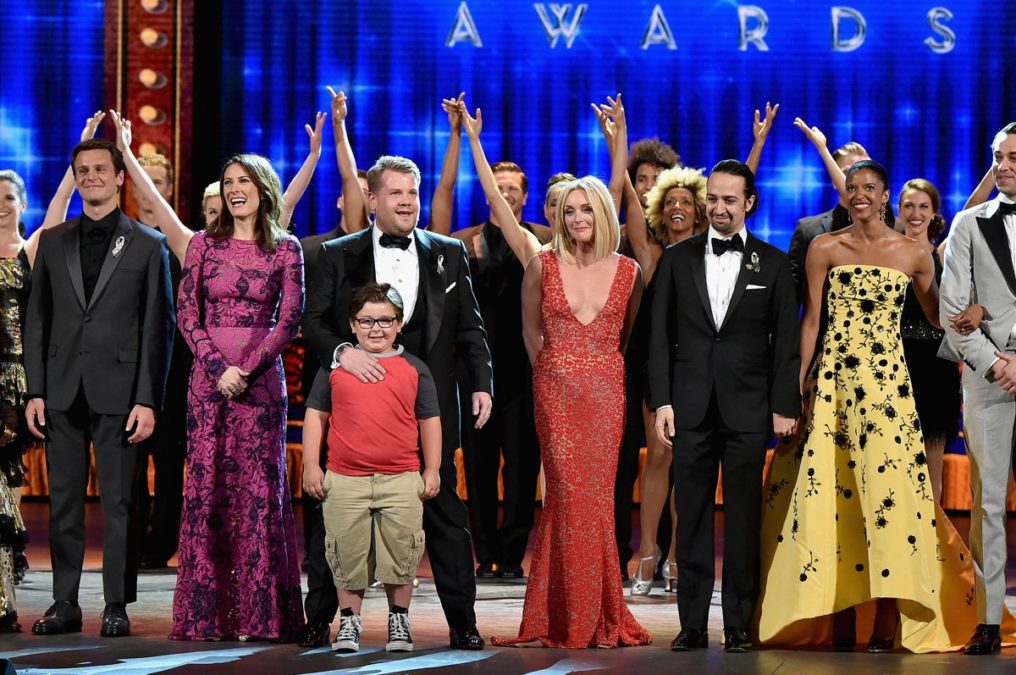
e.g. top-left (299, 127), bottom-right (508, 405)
top-left (388, 613), bottom-right (411, 641)
top-left (337, 615), bottom-right (361, 640)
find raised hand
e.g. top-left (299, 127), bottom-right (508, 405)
top-left (80, 111), bottom-right (105, 142)
top-left (460, 102), bottom-right (482, 140)
top-left (753, 102), bottom-right (780, 141)
top-left (305, 111), bottom-right (327, 155)
top-left (794, 117), bottom-right (827, 148)
top-left (597, 93), bottom-right (626, 130)
top-left (326, 86), bottom-right (347, 123)
top-left (591, 102), bottom-right (616, 149)
top-left (442, 92), bottom-right (465, 132)
top-left (108, 109), bottom-right (133, 150)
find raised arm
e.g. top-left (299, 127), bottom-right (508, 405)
top-left (24, 111), bottom-right (105, 267)
top-left (795, 117), bottom-right (846, 203)
top-left (594, 93), bottom-right (628, 213)
top-left (109, 110), bottom-right (194, 264)
top-left (963, 165), bottom-right (995, 211)
top-left (461, 102), bottom-right (541, 266)
top-left (280, 111), bottom-right (327, 230)
top-left (745, 102), bottom-right (779, 174)
top-left (428, 92), bottom-right (464, 235)
top-left (327, 87), bottom-right (368, 233)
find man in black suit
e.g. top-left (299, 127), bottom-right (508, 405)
top-left (787, 142), bottom-right (868, 301)
top-left (649, 159), bottom-right (800, 653)
top-left (453, 161), bottom-right (550, 580)
top-left (303, 155), bottom-right (492, 650)
top-left (24, 138), bottom-right (174, 637)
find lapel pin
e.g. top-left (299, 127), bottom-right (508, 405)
top-left (750, 251), bottom-right (761, 273)
top-left (437, 253), bottom-right (445, 275)
top-left (112, 235), bottom-right (125, 258)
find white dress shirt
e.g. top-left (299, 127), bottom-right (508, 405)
top-left (704, 226), bottom-right (748, 328)
top-left (372, 226), bottom-right (420, 324)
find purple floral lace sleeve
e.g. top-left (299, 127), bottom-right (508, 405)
top-left (240, 238), bottom-right (304, 374)
top-left (178, 233), bottom-right (229, 380)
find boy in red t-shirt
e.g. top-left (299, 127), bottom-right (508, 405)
top-left (302, 283), bottom-right (441, 653)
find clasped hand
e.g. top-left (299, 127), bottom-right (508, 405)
top-left (217, 366), bottom-right (250, 399)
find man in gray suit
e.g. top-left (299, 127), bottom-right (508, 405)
top-left (787, 141), bottom-right (869, 302)
top-left (940, 121), bottom-right (1016, 656)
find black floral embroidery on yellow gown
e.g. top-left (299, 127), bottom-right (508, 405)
top-left (757, 265), bottom-right (1016, 652)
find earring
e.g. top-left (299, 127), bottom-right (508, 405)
top-left (880, 203), bottom-right (888, 223)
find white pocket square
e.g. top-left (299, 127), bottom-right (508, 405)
top-left (746, 284), bottom-right (766, 290)
top-left (445, 282), bottom-right (457, 293)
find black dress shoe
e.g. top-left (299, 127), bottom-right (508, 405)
top-left (723, 628), bottom-right (752, 653)
top-left (100, 603), bottom-right (131, 637)
top-left (499, 564), bottom-right (524, 579)
top-left (670, 628), bottom-right (708, 651)
top-left (298, 620), bottom-right (331, 648)
top-left (0, 612), bottom-right (20, 633)
top-left (32, 601), bottom-right (83, 635)
top-left (475, 563), bottom-right (497, 579)
top-left (964, 623), bottom-right (1001, 656)
top-left (138, 556), bottom-right (169, 571)
top-left (449, 625), bottom-right (485, 650)
top-left (867, 636), bottom-right (894, 653)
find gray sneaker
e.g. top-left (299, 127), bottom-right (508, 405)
top-left (386, 612), bottom-right (413, 652)
top-left (331, 614), bottom-right (362, 652)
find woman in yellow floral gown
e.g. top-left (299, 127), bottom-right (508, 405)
top-left (756, 155), bottom-right (1016, 653)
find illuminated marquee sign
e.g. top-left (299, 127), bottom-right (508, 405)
top-left (446, 3), bottom-right (957, 53)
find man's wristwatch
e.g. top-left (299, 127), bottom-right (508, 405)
top-left (331, 342), bottom-right (353, 369)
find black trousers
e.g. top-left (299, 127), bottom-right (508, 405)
top-left (46, 387), bottom-right (141, 604)
top-left (460, 384), bottom-right (540, 568)
top-left (304, 441), bottom-right (478, 631)
top-left (673, 392), bottom-right (768, 631)
top-left (135, 386), bottom-right (187, 564)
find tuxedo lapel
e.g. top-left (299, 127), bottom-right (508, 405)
top-left (88, 214), bottom-right (135, 310)
top-left (344, 228), bottom-right (375, 287)
top-left (977, 208), bottom-right (1016, 296)
top-left (689, 236), bottom-right (717, 332)
top-left (61, 220), bottom-right (87, 310)
top-left (415, 230), bottom-right (445, 351)
top-left (719, 234), bottom-right (759, 332)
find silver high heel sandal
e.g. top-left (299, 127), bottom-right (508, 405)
top-left (662, 559), bottom-right (678, 593)
top-left (629, 548), bottom-right (660, 596)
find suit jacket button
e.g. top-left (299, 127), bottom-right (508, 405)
top-left (714, 337), bottom-right (722, 343)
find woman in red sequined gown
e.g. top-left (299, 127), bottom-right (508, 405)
top-left (462, 98), bottom-right (651, 647)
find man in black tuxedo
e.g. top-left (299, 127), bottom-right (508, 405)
top-left (649, 160), bottom-right (800, 653)
top-left (787, 141), bottom-right (868, 301)
top-left (303, 155), bottom-right (492, 650)
top-left (24, 138), bottom-right (174, 637)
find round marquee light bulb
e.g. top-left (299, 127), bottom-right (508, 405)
top-left (138, 68), bottom-right (167, 89)
top-left (140, 0), bottom-right (168, 14)
top-left (138, 142), bottom-right (161, 157)
top-left (139, 28), bottom-right (167, 48)
top-left (138, 105), bottom-right (167, 125)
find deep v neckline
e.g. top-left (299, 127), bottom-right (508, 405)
top-left (551, 253), bottom-right (622, 328)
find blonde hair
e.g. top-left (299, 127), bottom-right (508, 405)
top-left (138, 153), bottom-right (174, 185)
top-left (201, 181), bottom-right (220, 208)
top-left (644, 166), bottom-right (708, 242)
top-left (552, 176), bottom-right (620, 264)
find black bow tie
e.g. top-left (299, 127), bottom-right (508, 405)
top-left (711, 236), bottom-right (744, 256)
top-left (999, 201), bottom-right (1016, 217)
top-left (379, 232), bottom-right (412, 250)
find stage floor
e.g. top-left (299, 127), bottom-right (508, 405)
top-left (3, 502), bottom-right (1016, 674)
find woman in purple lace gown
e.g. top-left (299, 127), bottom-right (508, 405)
top-left (170, 154), bottom-right (305, 641)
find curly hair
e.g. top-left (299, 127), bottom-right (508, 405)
top-left (644, 166), bottom-right (708, 242)
top-left (627, 138), bottom-right (680, 183)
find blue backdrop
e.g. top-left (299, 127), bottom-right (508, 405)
top-left (218, 0), bottom-right (1016, 247)
top-left (2, 1), bottom-right (1015, 252)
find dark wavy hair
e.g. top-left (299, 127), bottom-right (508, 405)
top-left (207, 153), bottom-right (287, 252)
